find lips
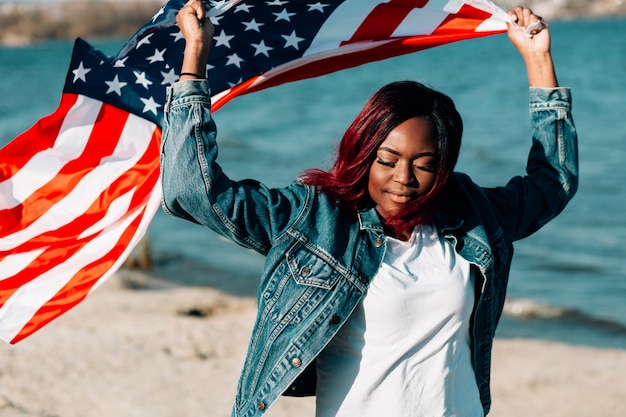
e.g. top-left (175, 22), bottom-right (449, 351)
top-left (386, 190), bottom-right (418, 203)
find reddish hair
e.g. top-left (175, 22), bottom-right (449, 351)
top-left (300, 81), bottom-right (463, 237)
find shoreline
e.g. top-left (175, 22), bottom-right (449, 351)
top-left (1, 270), bottom-right (626, 417)
top-left (145, 257), bottom-right (626, 351)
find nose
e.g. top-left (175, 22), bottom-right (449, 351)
top-left (393, 161), bottom-right (417, 186)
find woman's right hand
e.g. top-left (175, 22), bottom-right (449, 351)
top-left (176, 0), bottom-right (214, 79)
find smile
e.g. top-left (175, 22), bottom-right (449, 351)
top-left (387, 191), bottom-right (418, 203)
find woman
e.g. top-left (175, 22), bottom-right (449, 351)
top-left (160, 3), bottom-right (578, 416)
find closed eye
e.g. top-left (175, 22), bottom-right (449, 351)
top-left (377, 159), bottom-right (437, 174)
top-left (416, 164), bottom-right (437, 173)
top-left (376, 158), bottom-right (396, 168)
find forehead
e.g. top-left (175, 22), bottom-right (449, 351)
top-left (379, 116), bottom-right (436, 153)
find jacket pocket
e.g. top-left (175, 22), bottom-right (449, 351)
top-left (266, 242), bottom-right (342, 325)
top-left (286, 243), bottom-right (342, 289)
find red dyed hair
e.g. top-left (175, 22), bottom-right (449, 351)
top-left (300, 81), bottom-right (463, 237)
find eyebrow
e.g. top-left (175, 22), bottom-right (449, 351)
top-left (378, 147), bottom-right (437, 159)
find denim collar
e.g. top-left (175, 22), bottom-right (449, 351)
top-left (356, 206), bottom-right (466, 236)
top-left (357, 207), bottom-right (384, 233)
top-left (433, 211), bottom-right (464, 233)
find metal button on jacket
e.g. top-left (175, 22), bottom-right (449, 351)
top-left (329, 314), bottom-right (341, 325)
top-left (257, 401), bottom-right (266, 411)
top-left (291, 358), bottom-right (302, 368)
top-left (374, 237), bottom-right (383, 247)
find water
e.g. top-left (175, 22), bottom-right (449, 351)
top-left (1, 17), bottom-right (625, 349)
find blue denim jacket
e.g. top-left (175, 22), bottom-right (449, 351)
top-left (160, 80), bottom-right (578, 417)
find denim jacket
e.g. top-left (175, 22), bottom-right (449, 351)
top-left (160, 80), bottom-right (578, 417)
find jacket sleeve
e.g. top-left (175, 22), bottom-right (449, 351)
top-left (484, 87), bottom-right (579, 241)
top-left (159, 80), bottom-right (307, 255)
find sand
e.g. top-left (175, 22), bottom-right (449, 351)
top-left (1, 269), bottom-right (625, 417)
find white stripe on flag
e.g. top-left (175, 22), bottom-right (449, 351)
top-left (89, 177), bottom-right (162, 296)
top-left (0, 99), bottom-right (155, 251)
top-left (0, 202), bottom-right (140, 341)
top-left (305, 0), bottom-right (382, 56)
top-left (0, 95), bottom-right (100, 210)
top-left (212, 38), bottom-right (395, 104)
top-left (0, 249), bottom-right (46, 281)
top-left (0, 180), bottom-right (161, 342)
top-left (463, 0), bottom-right (511, 31)
top-left (475, 14), bottom-right (510, 32)
top-left (392, 7), bottom-right (449, 38)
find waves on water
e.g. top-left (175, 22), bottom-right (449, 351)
top-left (500, 298), bottom-right (626, 350)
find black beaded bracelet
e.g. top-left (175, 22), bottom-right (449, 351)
top-left (179, 72), bottom-right (205, 79)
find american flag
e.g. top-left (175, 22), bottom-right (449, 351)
top-left (0, 0), bottom-right (508, 344)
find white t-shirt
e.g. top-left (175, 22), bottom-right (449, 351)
top-left (316, 225), bottom-right (483, 417)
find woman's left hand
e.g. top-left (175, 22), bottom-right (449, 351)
top-left (506, 6), bottom-right (550, 56)
top-left (506, 6), bottom-right (557, 88)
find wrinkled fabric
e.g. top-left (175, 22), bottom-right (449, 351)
top-left (160, 80), bottom-right (578, 417)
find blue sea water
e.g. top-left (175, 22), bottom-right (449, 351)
top-left (1, 17), bottom-right (625, 349)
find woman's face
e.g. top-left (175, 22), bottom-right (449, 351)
top-left (367, 116), bottom-right (438, 220)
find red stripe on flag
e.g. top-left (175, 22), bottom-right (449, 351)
top-left (212, 75), bottom-right (264, 111)
top-left (16, 115), bottom-right (160, 245)
top-left (430, 3), bottom-right (493, 33)
top-left (213, 30), bottom-right (503, 111)
top-left (9, 209), bottom-right (147, 344)
top-left (0, 145), bottom-right (159, 264)
top-left (0, 174), bottom-right (159, 318)
top-left (0, 94), bottom-right (80, 242)
top-left (345, 0), bottom-right (429, 43)
top-left (212, 2), bottom-right (506, 111)
top-left (0, 93), bottom-right (79, 176)
top-left (0, 96), bottom-right (131, 239)
top-left (0, 123), bottom-right (161, 305)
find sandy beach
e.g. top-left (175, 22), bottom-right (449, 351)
top-left (1, 268), bottom-right (625, 417)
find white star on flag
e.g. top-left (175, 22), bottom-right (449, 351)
top-left (134, 71), bottom-right (153, 89)
top-left (214, 31), bottom-right (235, 47)
top-left (273, 8), bottom-right (296, 22)
top-left (252, 40), bottom-right (273, 57)
top-left (243, 18), bottom-right (263, 31)
top-left (282, 30), bottom-right (304, 50)
top-left (147, 48), bottom-right (166, 64)
top-left (140, 96), bottom-right (161, 115)
top-left (226, 53), bottom-right (245, 68)
top-left (72, 62), bottom-right (91, 82)
top-left (161, 68), bottom-right (179, 85)
top-left (105, 75), bottom-right (127, 95)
